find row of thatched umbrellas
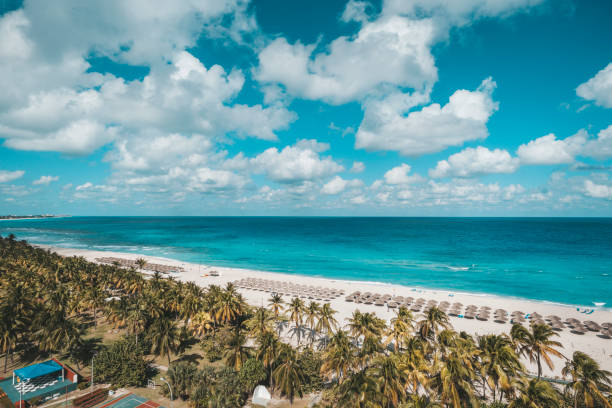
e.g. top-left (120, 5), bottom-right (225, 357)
top-left (345, 292), bottom-right (448, 311)
top-left (96, 256), bottom-right (186, 273)
top-left (233, 278), bottom-right (345, 301)
top-left (345, 294), bottom-right (612, 337)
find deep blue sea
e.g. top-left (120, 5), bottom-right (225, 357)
top-left (1, 217), bottom-right (610, 307)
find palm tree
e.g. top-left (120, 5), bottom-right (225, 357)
top-left (373, 353), bottom-right (408, 407)
top-left (321, 330), bottom-right (356, 383)
top-left (511, 323), bottom-right (564, 379)
top-left (257, 331), bottom-right (280, 387)
top-left (400, 395), bottom-right (442, 408)
top-left (304, 301), bottom-right (320, 346)
top-left (288, 297), bottom-right (305, 344)
top-left (337, 367), bottom-right (380, 407)
top-left (246, 306), bottom-right (275, 338)
top-left (214, 288), bottom-right (244, 325)
top-left (316, 303), bottom-right (338, 347)
top-left (431, 350), bottom-right (478, 408)
top-left (135, 258), bottom-right (147, 271)
top-left (347, 310), bottom-right (386, 340)
top-left (190, 311), bottom-right (214, 337)
top-left (272, 348), bottom-right (305, 406)
top-left (562, 351), bottom-right (612, 408)
top-left (508, 378), bottom-right (560, 408)
top-left (268, 293), bottom-right (284, 319)
top-left (150, 316), bottom-right (179, 366)
top-left (478, 334), bottom-right (523, 401)
top-left (385, 306), bottom-right (414, 351)
top-left (223, 330), bottom-right (251, 371)
top-left (417, 307), bottom-right (450, 341)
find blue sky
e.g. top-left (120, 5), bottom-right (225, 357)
top-left (0, 0), bottom-right (611, 216)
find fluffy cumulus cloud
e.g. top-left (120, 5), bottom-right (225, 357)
top-left (576, 63), bottom-right (612, 108)
top-left (584, 180), bottom-right (612, 199)
top-left (256, 16), bottom-right (437, 105)
top-left (32, 175), bottom-right (59, 185)
top-left (384, 163), bottom-right (423, 184)
top-left (0, 0), bottom-right (293, 159)
top-left (517, 131), bottom-right (586, 165)
top-left (0, 170), bottom-right (25, 183)
top-left (356, 78), bottom-right (498, 156)
top-left (430, 146), bottom-right (519, 178)
top-left (251, 140), bottom-right (343, 183)
top-left (582, 125), bottom-right (612, 160)
top-left (321, 176), bottom-right (363, 195)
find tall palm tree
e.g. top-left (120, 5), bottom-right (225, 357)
top-left (321, 330), bottom-right (356, 383)
top-left (562, 351), bottom-right (612, 408)
top-left (417, 307), bottom-right (450, 341)
top-left (268, 293), bottom-right (284, 319)
top-left (430, 350), bottom-right (478, 408)
top-left (373, 353), bottom-right (408, 407)
top-left (257, 331), bottom-right (280, 387)
top-left (337, 367), bottom-right (380, 407)
top-left (347, 310), bottom-right (386, 340)
top-left (511, 323), bottom-right (564, 379)
top-left (214, 288), bottom-right (244, 325)
top-left (508, 378), bottom-right (560, 408)
top-left (189, 311), bottom-right (214, 337)
top-left (246, 306), bottom-right (275, 338)
top-left (385, 306), bottom-right (414, 351)
top-left (316, 303), bottom-right (338, 347)
top-left (135, 258), bottom-right (147, 271)
top-left (272, 348), bottom-right (305, 406)
top-left (150, 316), bottom-right (179, 366)
top-left (478, 334), bottom-right (523, 401)
top-left (304, 301), bottom-right (320, 346)
top-left (288, 297), bottom-right (305, 344)
top-left (223, 330), bottom-right (251, 371)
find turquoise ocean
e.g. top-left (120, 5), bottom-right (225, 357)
top-left (1, 217), bottom-right (610, 307)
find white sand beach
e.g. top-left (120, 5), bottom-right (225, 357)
top-left (45, 246), bottom-right (612, 379)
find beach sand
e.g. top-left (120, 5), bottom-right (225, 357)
top-left (45, 246), bottom-right (612, 378)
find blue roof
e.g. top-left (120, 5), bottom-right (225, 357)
top-left (14, 360), bottom-right (62, 381)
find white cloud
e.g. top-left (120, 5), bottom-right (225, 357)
top-left (430, 146), bottom-right (519, 178)
top-left (76, 182), bottom-right (93, 191)
top-left (384, 163), bottom-right (423, 184)
top-left (321, 176), bottom-right (363, 195)
top-left (1, 50), bottom-right (294, 154)
top-left (584, 180), bottom-right (612, 199)
top-left (251, 140), bottom-right (343, 183)
top-left (576, 63), bottom-right (612, 108)
top-left (350, 161), bottom-right (366, 173)
top-left (517, 131), bottom-right (586, 165)
top-left (384, 0), bottom-right (546, 27)
top-left (350, 195), bottom-right (367, 204)
top-left (341, 0), bottom-right (374, 23)
top-left (582, 125), bottom-right (612, 160)
top-left (32, 175), bottom-right (59, 185)
top-left (0, 170), bottom-right (25, 183)
top-left (256, 16), bottom-right (437, 104)
top-left (356, 78), bottom-right (498, 156)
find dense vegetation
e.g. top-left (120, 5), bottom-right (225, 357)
top-left (0, 235), bottom-right (610, 407)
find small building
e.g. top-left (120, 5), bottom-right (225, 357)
top-left (0, 360), bottom-right (78, 407)
top-left (251, 385), bottom-right (271, 407)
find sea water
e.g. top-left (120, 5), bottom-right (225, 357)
top-left (1, 217), bottom-right (610, 307)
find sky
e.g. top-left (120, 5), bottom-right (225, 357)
top-left (0, 0), bottom-right (611, 216)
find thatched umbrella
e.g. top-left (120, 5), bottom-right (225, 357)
top-left (388, 301), bottom-right (398, 308)
top-left (375, 299), bottom-right (385, 307)
top-left (584, 321), bottom-right (602, 331)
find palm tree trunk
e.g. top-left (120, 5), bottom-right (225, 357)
top-left (537, 352), bottom-right (542, 379)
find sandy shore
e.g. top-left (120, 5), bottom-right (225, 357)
top-left (44, 245), bottom-right (612, 378)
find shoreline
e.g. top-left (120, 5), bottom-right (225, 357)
top-left (37, 244), bottom-right (612, 377)
top-left (34, 243), bottom-right (608, 311)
